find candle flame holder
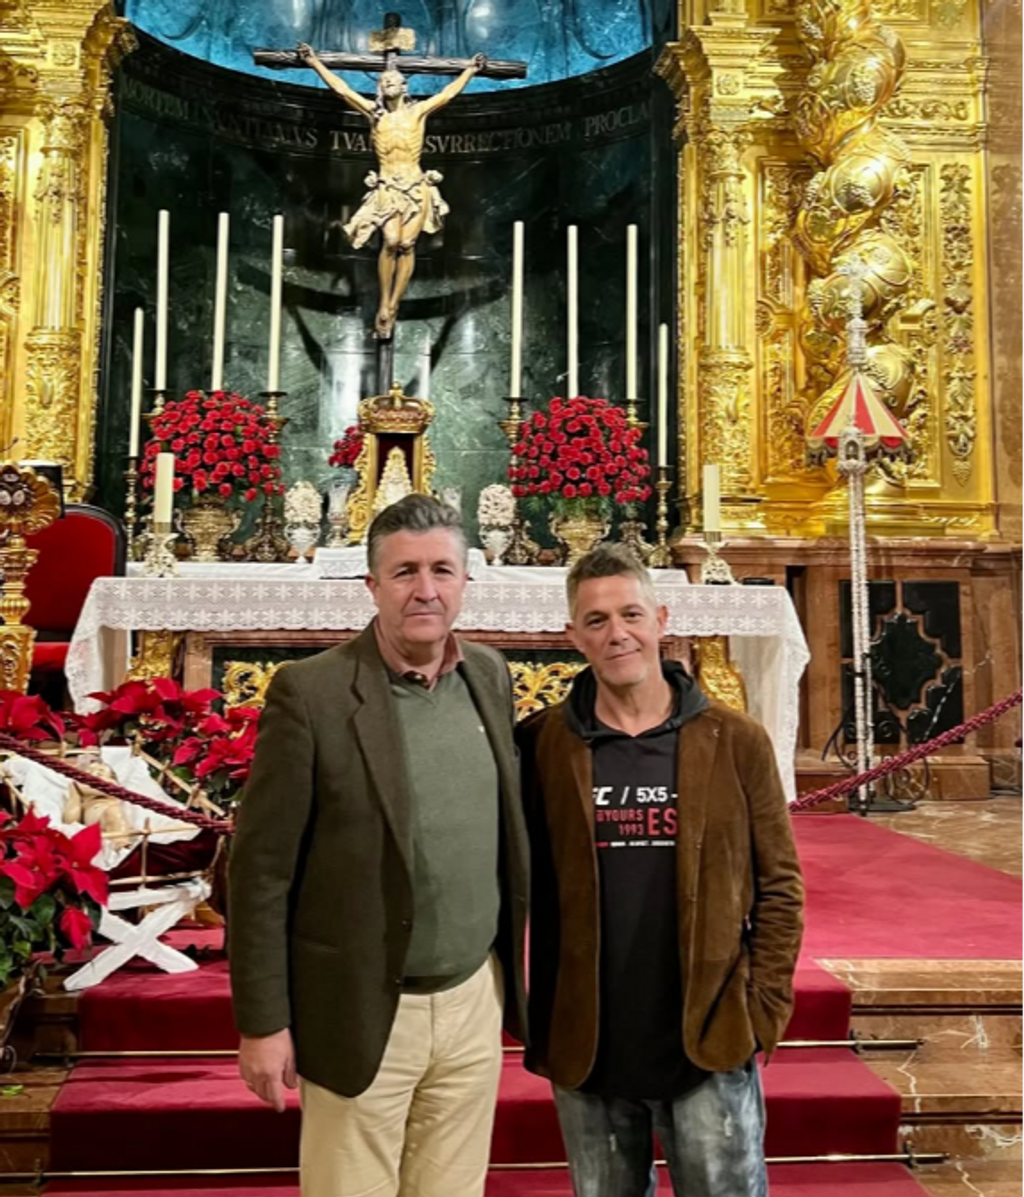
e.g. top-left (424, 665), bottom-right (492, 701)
top-left (699, 529), bottom-right (737, 585)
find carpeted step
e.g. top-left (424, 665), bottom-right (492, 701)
top-left (76, 957), bottom-right (851, 1053)
top-left (42, 1161), bottom-right (932, 1196)
top-left (49, 1049), bottom-right (900, 1173)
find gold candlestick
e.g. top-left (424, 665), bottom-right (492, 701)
top-left (124, 455), bottom-right (140, 561)
top-left (244, 390), bottom-right (290, 562)
top-left (699, 529), bottom-right (737, 585)
top-left (499, 394), bottom-right (526, 449)
top-left (648, 465), bottom-right (673, 568)
top-left (625, 394), bottom-right (643, 430)
top-left (143, 520), bottom-right (178, 577)
top-left (147, 386), bottom-right (168, 421)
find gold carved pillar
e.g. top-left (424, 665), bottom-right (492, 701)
top-left (0, 2), bottom-right (134, 498)
top-left (657, 9), bottom-right (782, 532)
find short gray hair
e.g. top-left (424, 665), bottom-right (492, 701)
top-left (566, 543), bottom-right (658, 618)
top-left (367, 493), bottom-right (468, 574)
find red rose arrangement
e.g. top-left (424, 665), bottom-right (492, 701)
top-left (140, 390), bottom-right (283, 506)
top-left (510, 396), bottom-right (652, 516)
top-left (328, 425), bottom-right (365, 470)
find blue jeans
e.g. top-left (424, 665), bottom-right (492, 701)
top-left (553, 1059), bottom-right (767, 1197)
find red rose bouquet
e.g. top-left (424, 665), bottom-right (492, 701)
top-left (140, 390), bottom-right (284, 507)
top-left (328, 425), bottom-right (364, 470)
top-left (510, 396), bottom-right (652, 518)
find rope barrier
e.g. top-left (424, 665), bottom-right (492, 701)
top-left (792, 689), bottom-right (1022, 811)
top-left (0, 734), bottom-right (233, 833)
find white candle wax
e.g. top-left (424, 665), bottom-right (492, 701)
top-left (211, 211), bottom-right (230, 391)
top-left (703, 463), bottom-right (722, 533)
top-left (567, 225), bottom-right (579, 397)
top-left (421, 332), bottom-right (431, 400)
top-left (155, 210), bottom-right (169, 392)
top-left (128, 307), bottom-right (144, 458)
top-left (510, 220), bottom-right (524, 398)
top-left (154, 452), bottom-right (175, 525)
top-left (267, 214), bottom-right (284, 392)
top-left (657, 323), bottom-right (669, 466)
top-left (626, 224), bottom-right (638, 399)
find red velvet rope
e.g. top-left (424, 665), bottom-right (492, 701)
top-left (0, 734), bottom-right (232, 833)
top-left (791, 689), bottom-right (1023, 812)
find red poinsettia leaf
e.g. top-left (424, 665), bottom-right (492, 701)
top-left (60, 904), bottom-right (95, 950)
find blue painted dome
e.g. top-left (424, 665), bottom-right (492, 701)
top-left (124, 0), bottom-right (671, 92)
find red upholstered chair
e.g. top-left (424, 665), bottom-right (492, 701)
top-left (24, 503), bottom-right (126, 680)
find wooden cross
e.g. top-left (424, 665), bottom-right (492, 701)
top-left (255, 12), bottom-right (527, 82)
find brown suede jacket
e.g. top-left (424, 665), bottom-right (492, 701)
top-left (517, 692), bottom-right (804, 1087)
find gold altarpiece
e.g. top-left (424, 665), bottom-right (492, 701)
top-left (657, 0), bottom-right (1017, 541)
top-left (0, 1), bottom-right (134, 499)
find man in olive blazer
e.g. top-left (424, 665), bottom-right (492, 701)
top-left (229, 495), bottom-right (528, 1197)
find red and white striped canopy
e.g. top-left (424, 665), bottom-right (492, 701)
top-left (807, 370), bottom-right (909, 456)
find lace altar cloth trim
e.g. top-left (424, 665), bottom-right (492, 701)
top-left (67, 576), bottom-right (807, 799)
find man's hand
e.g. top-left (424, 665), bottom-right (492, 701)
top-left (239, 1028), bottom-right (297, 1113)
top-left (296, 42), bottom-right (316, 63)
top-left (471, 52), bottom-right (487, 72)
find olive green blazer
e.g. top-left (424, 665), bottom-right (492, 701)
top-left (229, 625), bottom-right (529, 1097)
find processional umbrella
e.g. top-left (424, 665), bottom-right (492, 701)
top-left (807, 280), bottom-right (909, 814)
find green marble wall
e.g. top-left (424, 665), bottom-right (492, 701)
top-left (97, 35), bottom-right (671, 544)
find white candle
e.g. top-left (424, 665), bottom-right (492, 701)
top-left (567, 224), bottom-right (578, 398)
top-left (421, 332), bottom-right (431, 400)
top-left (703, 463), bottom-right (721, 533)
top-left (128, 307), bottom-right (144, 458)
top-left (154, 452), bottom-right (175, 526)
top-left (211, 211), bottom-right (230, 391)
top-left (155, 210), bottom-right (169, 392)
top-left (510, 220), bottom-right (524, 398)
top-left (657, 322), bottom-right (669, 466)
top-left (267, 214), bottom-right (284, 392)
top-left (626, 224), bottom-right (638, 399)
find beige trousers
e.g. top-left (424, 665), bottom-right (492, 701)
top-left (299, 955), bottom-right (504, 1197)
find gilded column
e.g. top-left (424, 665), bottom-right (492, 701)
top-left (24, 97), bottom-right (88, 474)
top-left (0, 2), bottom-right (134, 497)
top-left (657, 9), bottom-right (782, 532)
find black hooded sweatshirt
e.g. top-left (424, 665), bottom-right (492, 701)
top-left (564, 659), bottom-right (710, 1100)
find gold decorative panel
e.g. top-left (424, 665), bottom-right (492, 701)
top-left (508, 661), bottom-right (585, 720)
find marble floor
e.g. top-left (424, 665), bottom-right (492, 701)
top-left (871, 796), bottom-right (1023, 878)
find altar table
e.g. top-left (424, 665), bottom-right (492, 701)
top-left (66, 564), bottom-right (809, 798)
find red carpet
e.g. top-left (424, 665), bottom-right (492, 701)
top-left (44, 1162), bottom-right (932, 1196)
top-left (49, 815), bottom-right (999, 1194)
top-left (794, 813), bottom-right (1020, 958)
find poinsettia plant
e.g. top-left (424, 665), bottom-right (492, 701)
top-left (75, 678), bottom-right (260, 808)
top-left (328, 425), bottom-right (364, 470)
top-left (510, 396), bottom-right (652, 519)
top-left (0, 808), bottom-right (107, 984)
top-left (140, 390), bottom-right (284, 506)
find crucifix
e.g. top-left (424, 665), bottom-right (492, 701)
top-left (255, 13), bottom-right (526, 393)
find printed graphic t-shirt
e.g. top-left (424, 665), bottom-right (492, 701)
top-left (578, 675), bottom-right (708, 1100)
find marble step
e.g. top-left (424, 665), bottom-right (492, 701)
top-left (912, 1159), bottom-right (1024, 1197)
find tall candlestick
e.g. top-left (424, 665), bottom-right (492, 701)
top-left (510, 220), bottom-right (524, 398)
top-left (626, 224), bottom-right (638, 399)
top-left (211, 211), bottom-right (230, 391)
top-left (567, 224), bottom-right (578, 398)
top-left (421, 332), bottom-right (431, 400)
top-left (657, 322), bottom-right (669, 466)
top-left (703, 463), bottom-right (721, 533)
top-left (155, 210), bottom-right (169, 392)
top-left (128, 307), bottom-right (144, 457)
top-left (267, 214), bottom-right (284, 392)
top-left (154, 452), bottom-right (175, 526)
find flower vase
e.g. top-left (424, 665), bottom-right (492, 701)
top-left (286, 523), bottom-right (320, 561)
top-left (550, 509), bottom-right (609, 566)
top-left (181, 495), bottom-right (240, 562)
top-left (326, 469), bottom-right (358, 548)
top-left (480, 525), bottom-right (512, 566)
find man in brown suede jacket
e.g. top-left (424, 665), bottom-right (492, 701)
top-left (518, 545), bottom-right (804, 1197)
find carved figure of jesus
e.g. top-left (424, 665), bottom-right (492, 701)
top-left (296, 44), bottom-right (485, 339)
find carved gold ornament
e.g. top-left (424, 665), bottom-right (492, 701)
top-left (222, 660), bottom-right (286, 709)
top-left (508, 661), bottom-right (585, 720)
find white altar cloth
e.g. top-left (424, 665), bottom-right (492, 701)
top-left (67, 568), bottom-right (807, 798)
